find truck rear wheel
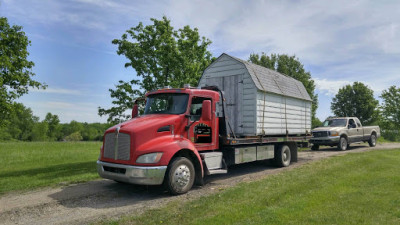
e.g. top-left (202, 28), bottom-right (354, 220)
top-left (165, 157), bottom-right (195, 195)
top-left (311, 144), bottom-right (319, 150)
top-left (368, 134), bottom-right (377, 147)
top-left (275, 145), bottom-right (291, 167)
top-left (338, 137), bottom-right (347, 151)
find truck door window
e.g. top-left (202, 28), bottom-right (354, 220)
top-left (355, 118), bottom-right (361, 127)
top-left (349, 119), bottom-right (356, 128)
top-left (190, 97), bottom-right (211, 120)
top-left (190, 97), bottom-right (212, 143)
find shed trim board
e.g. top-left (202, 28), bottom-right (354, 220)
top-left (198, 53), bottom-right (312, 137)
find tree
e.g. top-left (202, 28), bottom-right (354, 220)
top-left (31, 121), bottom-right (49, 141)
top-left (379, 86), bottom-right (400, 141)
top-left (0, 17), bottom-right (46, 125)
top-left (61, 120), bottom-right (83, 139)
top-left (0, 102), bottom-right (36, 141)
top-left (331, 82), bottom-right (378, 125)
top-left (44, 112), bottom-right (61, 141)
top-left (249, 53), bottom-right (319, 127)
top-left (65, 131), bottom-right (83, 142)
top-left (99, 16), bottom-right (213, 124)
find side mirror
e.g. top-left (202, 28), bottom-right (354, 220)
top-left (132, 97), bottom-right (145, 119)
top-left (201, 100), bottom-right (212, 121)
top-left (132, 104), bottom-right (139, 118)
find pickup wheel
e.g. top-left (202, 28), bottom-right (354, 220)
top-left (311, 144), bottom-right (319, 151)
top-left (368, 134), bottom-right (377, 147)
top-left (165, 157), bottom-right (195, 195)
top-left (275, 145), bottom-right (291, 167)
top-left (338, 137), bottom-right (348, 151)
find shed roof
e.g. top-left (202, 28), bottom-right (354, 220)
top-left (216, 53), bottom-right (312, 102)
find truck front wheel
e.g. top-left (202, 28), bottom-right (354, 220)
top-left (165, 157), bottom-right (195, 195)
top-left (338, 137), bottom-right (348, 151)
top-left (275, 145), bottom-right (291, 167)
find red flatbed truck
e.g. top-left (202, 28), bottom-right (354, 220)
top-left (97, 54), bottom-right (312, 195)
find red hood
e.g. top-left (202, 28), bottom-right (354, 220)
top-left (107, 114), bottom-right (183, 134)
top-left (102, 114), bottom-right (187, 164)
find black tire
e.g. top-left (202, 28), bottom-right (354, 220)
top-left (338, 137), bottom-right (348, 151)
top-left (311, 144), bottom-right (319, 151)
top-left (275, 145), bottom-right (291, 167)
top-left (165, 157), bottom-right (195, 195)
top-left (368, 134), bottom-right (377, 147)
top-left (114, 180), bottom-right (126, 184)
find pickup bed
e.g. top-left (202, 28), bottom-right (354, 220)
top-left (310, 117), bottom-right (380, 150)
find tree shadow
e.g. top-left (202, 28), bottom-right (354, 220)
top-left (0, 161), bottom-right (97, 180)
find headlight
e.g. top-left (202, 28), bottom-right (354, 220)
top-left (330, 131), bottom-right (339, 136)
top-left (136, 153), bottom-right (163, 164)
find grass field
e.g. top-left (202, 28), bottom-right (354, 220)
top-left (104, 149), bottom-right (400, 225)
top-left (0, 142), bottom-right (101, 195)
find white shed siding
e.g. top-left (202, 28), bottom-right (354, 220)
top-left (199, 53), bottom-right (312, 137)
top-left (256, 91), bottom-right (311, 135)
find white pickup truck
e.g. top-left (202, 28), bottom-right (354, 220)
top-left (310, 117), bottom-right (380, 151)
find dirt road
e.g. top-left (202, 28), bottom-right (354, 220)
top-left (1, 143), bottom-right (399, 225)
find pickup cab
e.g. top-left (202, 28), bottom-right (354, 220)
top-left (310, 117), bottom-right (380, 150)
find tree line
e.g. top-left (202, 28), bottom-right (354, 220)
top-left (0, 102), bottom-right (111, 141)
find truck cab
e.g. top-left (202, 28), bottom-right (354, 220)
top-left (97, 87), bottom-right (220, 194)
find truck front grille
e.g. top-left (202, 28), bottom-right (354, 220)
top-left (103, 166), bottom-right (126, 174)
top-left (104, 132), bottom-right (131, 160)
top-left (312, 131), bottom-right (329, 138)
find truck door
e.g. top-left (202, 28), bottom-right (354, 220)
top-left (188, 96), bottom-right (217, 150)
top-left (348, 118), bottom-right (363, 142)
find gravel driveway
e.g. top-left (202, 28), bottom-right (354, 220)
top-left (1, 143), bottom-right (399, 225)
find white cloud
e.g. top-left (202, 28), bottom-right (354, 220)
top-left (314, 78), bottom-right (351, 96)
top-left (30, 87), bottom-right (82, 95)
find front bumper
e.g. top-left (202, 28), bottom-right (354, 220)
top-left (97, 160), bottom-right (167, 185)
top-left (309, 136), bottom-right (340, 145)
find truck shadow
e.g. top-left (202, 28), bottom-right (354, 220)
top-left (310, 144), bottom-right (369, 152)
top-left (48, 179), bottom-right (170, 209)
top-left (49, 161), bottom-right (278, 209)
top-left (205, 160), bottom-right (276, 183)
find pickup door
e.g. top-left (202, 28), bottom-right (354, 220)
top-left (348, 118), bottom-right (363, 142)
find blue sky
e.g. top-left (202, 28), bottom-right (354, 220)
top-left (1, 0), bottom-right (399, 123)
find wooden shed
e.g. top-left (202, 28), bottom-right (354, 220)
top-left (198, 53), bottom-right (312, 137)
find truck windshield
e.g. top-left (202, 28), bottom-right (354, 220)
top-left (144, 93), bottom-right (189, 115)
top-left (321, 119), bottom-right (347, 127)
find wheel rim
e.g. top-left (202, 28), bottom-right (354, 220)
top-left (283, 148), bottom-right (290, 163)
top-left (372, 135), bottom-right (376, 145)
top-left (172, 164), bottom-right (191, 188)
top-left (341, 138), bottom-right (347, 150)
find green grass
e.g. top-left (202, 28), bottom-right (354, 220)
top-left (0, 142), bottom-right (101, 195)
top-left (103, 149), bottom-right (400, 225)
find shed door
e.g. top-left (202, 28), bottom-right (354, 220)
top-left (206, 75), bottom-right (243, 134)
